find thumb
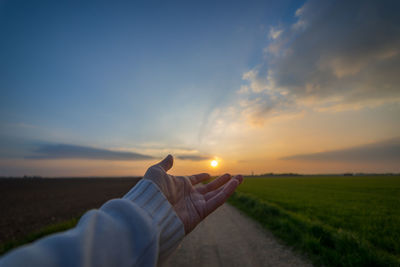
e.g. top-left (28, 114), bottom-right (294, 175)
top-left (157, 154), bottom-right (174, 172)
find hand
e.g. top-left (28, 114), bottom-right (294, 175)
top-left (144, 155), bottom-right (243, 234)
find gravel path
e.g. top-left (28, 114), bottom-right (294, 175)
top-left (164, 204), bottom-right (312, 267)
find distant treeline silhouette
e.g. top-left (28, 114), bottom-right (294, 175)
top-left (247, 172), bottom-right (399, 177)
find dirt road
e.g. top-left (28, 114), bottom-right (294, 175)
top-left (164, 204), bottom-right (312, 267)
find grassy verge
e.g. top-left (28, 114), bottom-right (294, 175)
top-left (0, 218), bottom-right (78, 256)
top-left (229, 192), bottom-right (400, 267)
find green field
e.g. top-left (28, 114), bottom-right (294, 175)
top-left (0, 218), bottom-right (78, 256)
top-left (229, 175), bottom-right (400, 267)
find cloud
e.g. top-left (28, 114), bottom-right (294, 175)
top-left (282, 137), bottom-right (400, 162)
top-left (240, 0), bottom-right (400, 124)
top-left (176, 154), bottom-right (212, 161)
top-left (269, 26), bottom-right (283, 40)
top-left (28, 144), bottom-right (155, 161)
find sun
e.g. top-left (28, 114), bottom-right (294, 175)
top-left (211, 160), bottom-right (218, 168)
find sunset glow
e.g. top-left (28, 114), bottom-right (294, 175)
top-left (211, 160), bottom-right (218, 168)
top-left (0, 1), bottom-right (399, 177)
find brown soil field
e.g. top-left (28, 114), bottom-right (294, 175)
top-left (0, 177), bottom-right (140, 244)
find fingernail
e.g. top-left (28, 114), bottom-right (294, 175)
top-left (235, 175), bottom-right (243, 184)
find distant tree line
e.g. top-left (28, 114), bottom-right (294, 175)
top-left (247, 172), bottom-right (399, 177)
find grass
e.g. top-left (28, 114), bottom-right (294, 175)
top-left (0, 217), bottom-right (78, 256)
top-left (229, 175), bottom-right (400, 266)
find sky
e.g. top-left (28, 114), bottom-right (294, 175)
top-left (1, 0), bottom-right (399, 177)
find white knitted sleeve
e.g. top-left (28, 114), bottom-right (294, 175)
top-left (0, 179), bottom-right (185, 267)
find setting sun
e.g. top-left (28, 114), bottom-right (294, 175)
top-left (211, 160), bottom-right (218, 168)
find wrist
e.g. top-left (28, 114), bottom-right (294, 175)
top-left (123, 179), bottom-right (185, 261)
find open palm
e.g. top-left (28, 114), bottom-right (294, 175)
top-left (144, 155), bottom-right (243, 234)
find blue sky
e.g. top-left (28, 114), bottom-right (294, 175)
top-left (0, 0), bottom-right (301, 151)
top-left (1, 1), bottom-right (296, 144)
top-left (1, 0), bottom-right (399, 176)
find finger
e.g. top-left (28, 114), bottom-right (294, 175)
top-left (205, 178), bottom-right (239, 216)
top-left (197, 173), bottom-right (231, 194)
top-left (189, 173), bottom-right (211, 185)
top-left (157, 154), bottom-right (173, 172)
top-left (203, 175), bottom-right (242, 200)
top-left (204, 186), bottom-right (224, 201)
top-left (234, 174), bottom-right (244, 185)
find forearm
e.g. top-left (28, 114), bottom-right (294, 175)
top-left (0, 180), bottom-right (184, 267)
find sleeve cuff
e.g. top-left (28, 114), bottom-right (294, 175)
top-left (122, 179), bottom-right (185, 260)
